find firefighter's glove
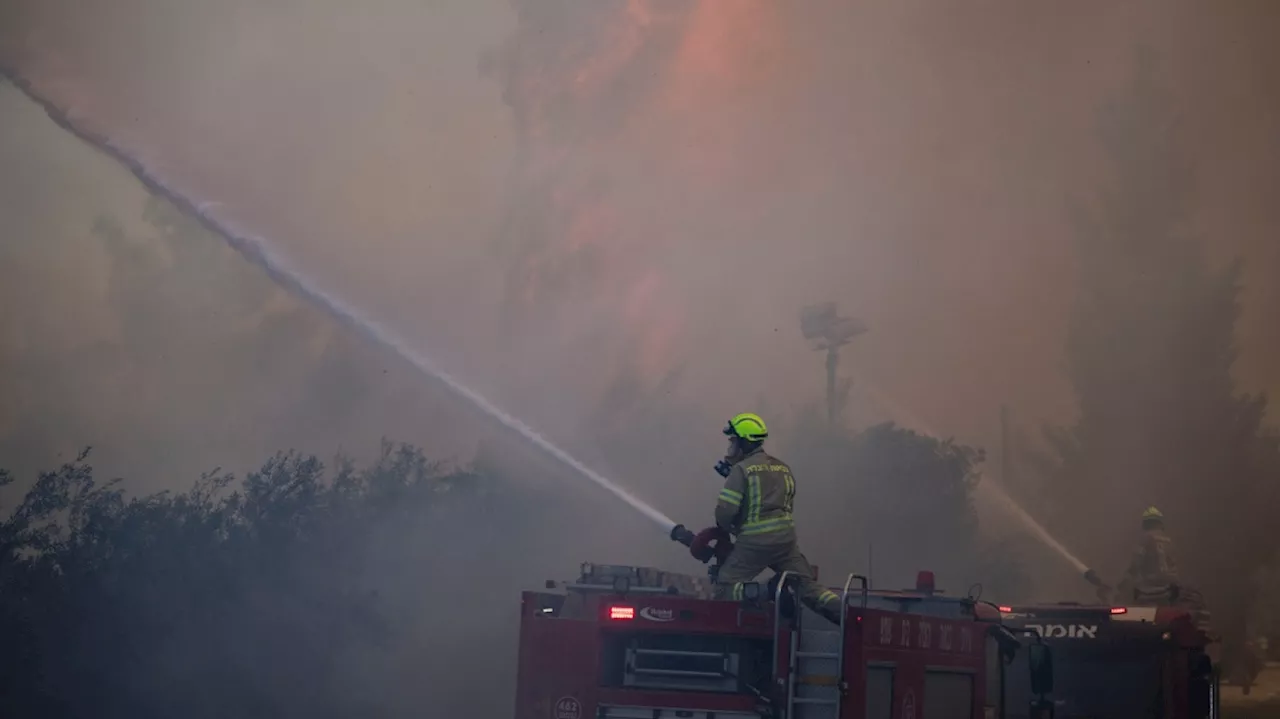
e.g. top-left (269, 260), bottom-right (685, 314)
top-left (714, 459), bottom-right (733, 478)
top-left (690, 526), bottom-right (729, 564)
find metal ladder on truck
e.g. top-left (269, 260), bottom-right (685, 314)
top-left (773, 572), bottom-right (869, 719)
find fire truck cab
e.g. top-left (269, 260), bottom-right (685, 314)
top-left (998, 603), bottom-right (1219, 719)
top-left (516, 564), bottom-right (1054, 719)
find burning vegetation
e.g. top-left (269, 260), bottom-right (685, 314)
top-left (3, 1), bottom-right (1280, 717)
top-left (481, 0), bottom-right (786, 385)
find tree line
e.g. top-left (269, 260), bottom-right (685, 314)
top-left (0, 418), bottom-right (999, 718)
top-left (1010, 52), bottom-right (1280, 666)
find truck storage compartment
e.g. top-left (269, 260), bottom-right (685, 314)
top-left (599, 632), bottom-right (773, 694)
top-left (598, 706), bottom-right (759, 719)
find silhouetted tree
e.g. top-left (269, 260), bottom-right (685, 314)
top-left (0, 443), bottom-right (525, 718)
top-left (0, 413), bottom-right (1030, 719)
top-left (788, 412), bottom-right (1025, 598)
top-left (584, 358), bottom-right (1025, 596)
top-left (1033, 51), bottom-right (1280, 654)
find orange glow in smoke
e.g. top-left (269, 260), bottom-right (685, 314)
top-left (674, 0), bottom-right (778, 90)
top-left (662, 0), bottom-right (782, 184)
top-left (624, 0), bottom-right (780, 378)
top-left (571, 0), bottom-right (653, 97)
top-left (506, 0), bottom-right (782, 382)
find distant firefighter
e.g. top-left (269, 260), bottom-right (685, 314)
top-left (1117, 506), bottom-right (1182, 605)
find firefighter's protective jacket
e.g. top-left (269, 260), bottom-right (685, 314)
top-left (714, 447), bottom-right (796, 544)
top-left (711, 448), bottom-right (839, 614)
top-left (1119, 528), bottom-right (1180, 598)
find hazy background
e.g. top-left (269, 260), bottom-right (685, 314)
top-left (2, 2), bottom-right (1280, 704)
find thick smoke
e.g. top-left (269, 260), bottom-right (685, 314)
top-left (2, 0), bottom-right (1280, 712)
top-left (3, 0), bottom-right (1279, 468)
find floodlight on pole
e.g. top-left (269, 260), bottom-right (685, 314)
top-left (799, 302), bottom-right (867, 426)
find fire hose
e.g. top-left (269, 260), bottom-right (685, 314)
top-left (670, 523), bottom-right (734, 582)
top-left (1083, 568), bottom-right (1114, 603)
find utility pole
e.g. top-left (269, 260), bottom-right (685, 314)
top-left (1000, 404), bottom-right (1012, 487)
top-left (825, 348), bottom-right (839, 425)
top-left (867, 542), bottom-right (874, 589)
top-left (799, 302), bottom-right (867, 427)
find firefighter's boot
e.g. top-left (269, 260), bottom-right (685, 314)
top-left (817, 603), bottom-right (842, 626)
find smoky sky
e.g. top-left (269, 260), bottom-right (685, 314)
top-left (2, 0), bottom-right (1279, 515)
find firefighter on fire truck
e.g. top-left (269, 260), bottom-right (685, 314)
top-left (1116, 505), bottom-right (1182, 605)
top-left (710, 413), bottom-right (843, 623)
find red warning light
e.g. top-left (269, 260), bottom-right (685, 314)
top-left (998, 605), bottom-right (1013, 613)
top-left (1109, 607), bottom-right (1127, 615)
top-left (915, 570), bottom-right (936, 593)
top-left (609, 605), bottom-right (635, 620)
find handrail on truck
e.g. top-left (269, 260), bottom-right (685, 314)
top-left (771, 570), bottom-right (794, 680)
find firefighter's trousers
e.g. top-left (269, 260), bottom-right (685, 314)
top-left (713, 537), bottom-right (841, 615)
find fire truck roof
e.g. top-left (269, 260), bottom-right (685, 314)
top-left (858, 588), bottom-right (1004, 621)
top-left (998, 602), bottom-right (1192, 622)
top-left (554, 563), bottom-right (1005, 624)
top-left (996, 603), bottom-right (1214, 647)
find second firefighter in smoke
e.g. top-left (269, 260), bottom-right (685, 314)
top-left (1116, 506), bottom-right (1182, 604)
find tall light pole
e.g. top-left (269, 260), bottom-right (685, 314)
top-left (799, 302), bottom-right (867, 426)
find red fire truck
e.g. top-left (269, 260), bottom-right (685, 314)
top-left (997, 602), bottom-right (1218, 719)
top-left (515, 563), bottom-right (1054, 719)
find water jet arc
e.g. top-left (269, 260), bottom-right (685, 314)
top-left (0, 70), bottom-right (677, 535)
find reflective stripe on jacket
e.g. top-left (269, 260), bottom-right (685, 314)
top-left (1127, 528), bottom-right (1180, 586)
top-left (714, 447), bottom-right (797, 538)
